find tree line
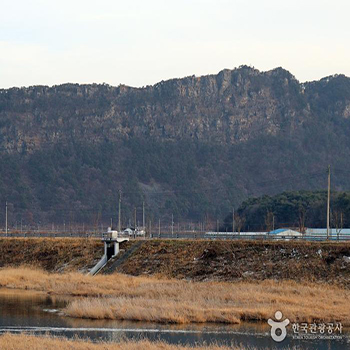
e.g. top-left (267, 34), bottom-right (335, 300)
top-left (221, 191), bottom-right (350, 232)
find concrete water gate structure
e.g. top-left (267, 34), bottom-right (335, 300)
top-left (89, 228), bottom-right (129, 275)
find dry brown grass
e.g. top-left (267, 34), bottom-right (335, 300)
top-left (0, 238), bottom-right (103, 272)
top-left (0, 334), bottom-right (239, 350)
top-left (0, 267), bottom-right (349, 325)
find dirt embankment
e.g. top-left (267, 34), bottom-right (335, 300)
top-left (0, 239), bottom-right (350, 286)
top-left (0, 238), bottom-right (104, 272)
top-left (114, 240), bottom-right (350, 287)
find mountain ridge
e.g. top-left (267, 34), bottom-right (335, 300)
top-left (2, 65), bottom-right (347, 91)
top-left (1, 66), bottom-right (350, 226)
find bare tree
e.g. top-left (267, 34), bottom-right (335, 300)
top-left (333, 210), bottom-right (344, 240)
top-left (234, 213), bottom-right (246, 234)
top-left (298, 207), bottom-right (306, 234)
top-left (265, 211), bottom-right (274, 232)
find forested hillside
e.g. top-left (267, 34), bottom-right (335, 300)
top-left (222, 191), bottom-right (350, 232)
top-left (1, 66), bottom-right (350, 228)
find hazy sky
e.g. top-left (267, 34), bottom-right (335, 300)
top-left (1, 0), bottom-right (349, 88)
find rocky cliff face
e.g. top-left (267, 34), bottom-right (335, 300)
top-left (0, 66), bottom-right (350, 225)
top-left (0, 66), bottom-right (319, 151)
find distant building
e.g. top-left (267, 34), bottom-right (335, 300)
top-left (269, 228), bottom-right (303, 237)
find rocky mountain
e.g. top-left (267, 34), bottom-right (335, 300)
top-left (1, 66), bottom-right (350, 228)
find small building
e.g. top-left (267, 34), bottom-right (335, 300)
top-left (123, 228), bottom-right (134, 236)
top-left (122, 227), bottom-right (145, 237)
top-left (269, 228), bottom-right (303, 237)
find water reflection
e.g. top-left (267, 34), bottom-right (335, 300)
top-left (0, 289), bottom-right (348, 350)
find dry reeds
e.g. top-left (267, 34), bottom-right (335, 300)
top-left (0, 267), bottom-right (349, 325)
top-left (0, 333), bottom-right (239, 350)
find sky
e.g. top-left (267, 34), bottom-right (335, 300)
top-left (0, 0), bottom-right (349, 88)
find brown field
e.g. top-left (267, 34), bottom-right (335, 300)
top-left (0, 267), bottom-right (349, 325)
top-left (0, 334), bottom-right (238, 350)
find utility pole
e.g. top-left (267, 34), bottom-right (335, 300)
top-left (118, 190), bottom-right (122, 232)
top-left (171, 214), bottom-right (174, 237)
top-left (232, 207), bottom-right (235, 233)
top-left (273, 215), bottom-right (275, 232)
top-left (134, 207), bottom-right (137, 232)
top-left (327, 165), bottom-right (331, 240)
top-left (158, 218), bottom-right (161, 238)
top-left (339, 212), bottom-right (344, 241)
top-left (142, 201), bottom-right (145, 231)
top-left (5, 202), bottom-right (8, 237)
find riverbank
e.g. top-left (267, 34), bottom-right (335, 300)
top-left (0, 334), bottom-right (237, 350)
top-left (0, 238), bottom-right (103, 273)
top-left (0, 267), bottom-right (349, 325)
top-left (0, 238), bottom-right (349, 286)
top-left (115, 240), bottom-right (350, 287)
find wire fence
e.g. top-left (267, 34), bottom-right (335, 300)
top-left (1, 230), bottom-right (350, 242)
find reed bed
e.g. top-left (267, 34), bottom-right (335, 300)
top-left (0, 334), bottom-right (241, 350)
top-left (0, 267), bottom-right (349, 325)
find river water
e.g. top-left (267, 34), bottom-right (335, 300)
top-left (0, 289), bottom-right (348, 350)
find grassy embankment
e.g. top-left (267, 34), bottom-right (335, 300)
top-left (117, 240), bottom-right (350, 287)
top-left (1, 238), bottom-right (350, 287)
top-left (0, 238), bottom-right (104, 272)
top-left (0, 334), bottom-right (239, 350)
top-left (0, 267), bottom-right (349, 325)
